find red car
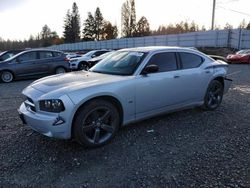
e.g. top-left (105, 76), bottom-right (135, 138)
top-left (226, 49), bottom-right (250, 63)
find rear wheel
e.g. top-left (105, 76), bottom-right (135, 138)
top-left (73, 99), bottom-right (120, 147)
top-left (55, 67), bottom-right (66, 74)
top-left (78, 62), bottom-right (89, 71)
top-left (1, 71), bottom-right (13, 83)
top-left (203, 80), bottom-right (224, 110)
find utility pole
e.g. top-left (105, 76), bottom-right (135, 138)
top-left (211, 0), bottom-right (216, 30)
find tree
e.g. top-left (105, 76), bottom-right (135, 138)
top-left (41, 25), bottom-right (51, 40)
top-left (246, 22), bottom-right (250, 30)
top-left (224, 23), bottom-right (233, 30)
top-left (102, 21), bottom-right (118, 40)
top-left (135, 16), bottom-right (151, 37)
top-left (121, 0), bottom-right (130, 37)
top-left (81, 6), bottom-right (118, 41)
top-left (238, 19), bottom-right (246, 29)
top-left (130, 0), bottom-right (136, 36)
top-left (71, 2), bottom-right (81, 42)
top-left (121, 0), bottom-right (137, 37)
top-left (94, 7), bottom-right (104, 40)
top-left (63, 2), bottom-right (81, 43)
top-left (82, 12), bottom-right (96, 41)
top-left (39, 25), bottom-right (59, 47)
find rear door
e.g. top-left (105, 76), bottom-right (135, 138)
top-left (36, 51), bottom-right (55, 74)
top-left (176, 52), bottom-right (212, 102)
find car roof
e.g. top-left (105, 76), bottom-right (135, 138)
top-left (118, 46), bottom-right (191, 53)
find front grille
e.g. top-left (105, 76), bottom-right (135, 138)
top-left (24, 97), bottom-right (36, 112)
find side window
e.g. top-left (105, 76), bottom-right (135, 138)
top-left (147, 52), bottom-right (177, 72)
top-left (18, 52), bottom-right (37, 62)
top-left (179, 52), bottom-right (204, 69)
top-left (94, 51), bottom-right (107, 57)
top-left (39, 51), bottom-right (53, 59)
top-left (53, 52), bottom-right (62, 57)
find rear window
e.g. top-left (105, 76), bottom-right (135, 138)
top-left (53, 52), bottom-right (63, 57)
top-left (179, 52), bottom-right (204, 69)
top-left (39, 51), bottom-right (53, 59)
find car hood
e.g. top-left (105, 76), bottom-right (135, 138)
top-left (29, 71), bottom-right (128, 95)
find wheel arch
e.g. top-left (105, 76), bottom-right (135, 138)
top-left (71, 95), bottom-right (124, 138)
top-left (213, 76), bottom-right (224, 88)
top-left (54, 66), bottom-right (66, 73)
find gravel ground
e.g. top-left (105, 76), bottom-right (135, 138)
top-left (0, 64), bottom-right (250, 188)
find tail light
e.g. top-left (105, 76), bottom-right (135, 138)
top-left (64, 57), bottom-right (70, 62)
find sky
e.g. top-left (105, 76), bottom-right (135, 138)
top-left (0, 0), bottom-right (249, 40)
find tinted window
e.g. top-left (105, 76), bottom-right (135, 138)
top-left (179, 52), bottom-right (203, 69)
top-left (94, 51), bottom-right (108, 57)
top-left (18, 52), bottom-right (37, 62)
top-left (53, 52), bottom-right (62, 57)
top-left (147, 52), bottom-right (177, 72)
top-left (39, 51), bottom-right (53, 59)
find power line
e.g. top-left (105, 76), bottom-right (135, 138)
top-left (217, 5), bottom-right (250, 17)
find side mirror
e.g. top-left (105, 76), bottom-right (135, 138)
top-left (91, 54), bottom-right (96, 58)
top-left (141, 64), bottom-right (159, 75)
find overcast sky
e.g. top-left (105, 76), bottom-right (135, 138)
top-left (0, 0), bottom-right (249, 40)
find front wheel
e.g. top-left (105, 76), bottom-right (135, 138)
top-left (203, 80), bottom-right (224, 110)
top-left (73, 99), bottom-right (120, 148)
top-left (1, 71), bottom-right (14, 83)
top-left (78, 62), bottom-right (90, 71)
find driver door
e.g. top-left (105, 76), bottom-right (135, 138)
top-left (135, 52), bottom-right (184, 118)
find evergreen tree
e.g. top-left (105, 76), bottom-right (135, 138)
top-left (82, 12), bottom-right (96, 41)
top-left (71, 2), bottom-right (81, 42)
top-left (94, 7), bottom-right (104, 41)
top-left (63, 2), bottom-right (81, 43)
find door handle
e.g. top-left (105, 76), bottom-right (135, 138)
top-left (205, 70), bottom-right (211, 74)
top-left (173, 75), bottom-right (180, 78)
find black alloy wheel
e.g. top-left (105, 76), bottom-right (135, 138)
top-left (78, 62), bottom-right (89, 71)
top-left (203, 80), bottom-right (224, 110)
top-left (74, 99), bottom-right (120, 147)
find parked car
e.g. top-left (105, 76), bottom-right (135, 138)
top-left (69, 49), bottom-right (111, 70)
top-left (18, 46), bottom-right (232, 148)
top-left (0, 49), bottom-right (24, 62)
top-left (65, 52), bottom-right (82, 59)
top-left (87, 51), bottom-right (114, 68)
top-left (226, 49), bottom-right (250, 63)
top-left (0, 49), bottom-right (70, 83)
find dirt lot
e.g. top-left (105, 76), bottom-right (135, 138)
top-left (0, 64), bottom-right (250, 187)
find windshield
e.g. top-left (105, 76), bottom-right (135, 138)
top-left (236, 50), bottom-right (250, 55)
top-left (83, 50), bottom-right (96, 57)
top-left (90, 51), bottom-right (146, 75)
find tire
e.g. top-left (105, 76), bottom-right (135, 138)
top-left (1, 71), bottom-right (14, 83)
top-left (78, 62), bottom-right (89, 71)
top-left (203, 80), bottom-right (224, 111)
top-left (73, 99), bottom-right (120, 148)
top-left (55, 67), bottom-right (66, 74)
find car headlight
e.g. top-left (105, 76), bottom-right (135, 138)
top-left (70, 59), bottom-right (78, 63)
top-left (39, 99), bottom-right (65, 113)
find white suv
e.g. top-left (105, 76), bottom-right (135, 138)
top-left (69, 50), bottom-right (110, 70)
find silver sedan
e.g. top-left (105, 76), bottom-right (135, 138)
top-left (18, 46), bottom-right (232, 147)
